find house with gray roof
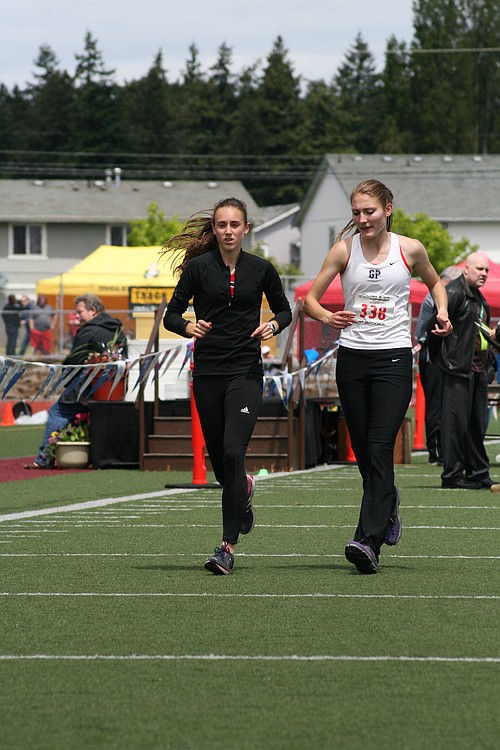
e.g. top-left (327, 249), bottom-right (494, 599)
top-left (295, 154), bottom-right (500, 277)
top-left (0, 176), bottom-right (262, 301)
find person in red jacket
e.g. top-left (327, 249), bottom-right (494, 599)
top-left (162, 197), bottom-right (292, 575)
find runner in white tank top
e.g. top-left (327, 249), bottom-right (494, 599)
top-left (340, 232), bottom-right (412, 350)
top-left (304, 180), bottom-right (452, 574)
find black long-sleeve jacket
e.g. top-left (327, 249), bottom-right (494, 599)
top-left (430, 274), bottom-right (489, 378)
top-left (61, 312), bottom-right (128, 404)
top-left (163, 248), bottom-right (292, 376)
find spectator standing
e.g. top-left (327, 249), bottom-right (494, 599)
top-left (18, 295), bottom-right (34, 355)
top-left (30, 294), bottom-right (56, 355)
top-left (431, 253), bottom-right (497, 490)
top-left (414, 266), bottom-right (462, 465)
top-left (2, 294), bottom-right (22, 355)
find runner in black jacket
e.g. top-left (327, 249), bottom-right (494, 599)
top-left (162, 197), bottom-right (292, 575)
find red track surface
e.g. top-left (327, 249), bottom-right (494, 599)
top-left (0, 457), bottom-right (90, 483)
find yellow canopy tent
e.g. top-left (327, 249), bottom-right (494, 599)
top-left (36, 245), bottom-right (179, 343)
top-left (37, 245), bottom-right (177, 299)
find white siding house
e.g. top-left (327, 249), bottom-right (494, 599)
top-left (295, 154), bottom-right (500, 277)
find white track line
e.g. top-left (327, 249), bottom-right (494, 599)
top-left (3, 523), bottom-right (498, 531)
top-left (0, 552), bottom-right (499, 560)
top-left (0, 490), bottom-right (187, 522)
top-left (0, 653), bottom-right (498, 664)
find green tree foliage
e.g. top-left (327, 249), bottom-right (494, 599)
top-left (333, 33), bottom-right (384, 152)
top-left (239, 37), bottom-right (306, 203)
top-left (127, 203), bottom-right (183, 246)
top-left (121, 51), bottom-right (174, 153)
top-left (257, 36), bottom-right (303, 155)
top-left (301, 80), bottom-right (348, 154)
top-left (73, 31), bottom-right (123, 152)
top-left (411, 0), bottom-right (500, 153)
top-left (1, 9), bottom-right (500, 189)
top-left (411, 0), bottom-right (475, 152)
top-left (392, 208), bottom-right (477, 273)
top-left (378, 37), bottom-right (413, 153)
top-left (168, 43), bottom-right (214, 155)
top-left (26, 45), bottom-right (75, 153)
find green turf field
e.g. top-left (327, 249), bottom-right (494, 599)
top-left (0, 425), bottom-right (499, 749)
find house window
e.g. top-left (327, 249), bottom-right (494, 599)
top-left (290, 242), bottom-right (301, 267)
top-left (109, 225), bottom-right (127, 246)
top-left (12, 224), bottom-right (43, 256)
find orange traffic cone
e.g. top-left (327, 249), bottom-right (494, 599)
top-left (346, 430), bottom-right (356, 463)
top-left (1, 402), bottom-right (15, 426)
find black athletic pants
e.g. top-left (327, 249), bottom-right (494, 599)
top-left (440, 369), bottom-right (490, 484)
top-left (336, 345), bottom-right (413, 555)
top-left (193, 372), bottom-right (263, 545)
top-left (418, 344), bottom-right (444, 463)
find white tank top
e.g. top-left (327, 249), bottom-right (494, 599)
top-left (339, 232), bottom-right (412, 350)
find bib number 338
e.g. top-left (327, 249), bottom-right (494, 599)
top-left (361, 302), bottom-right (387, 320)
top-left (354, 293), bottom-right (395, 324)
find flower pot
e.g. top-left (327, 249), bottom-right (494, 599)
top-left (92, 376), bottom-right (127, 401)
top-left (55, 441), bottom-right (90, 469)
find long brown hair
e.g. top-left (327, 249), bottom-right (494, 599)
top-left (337, 179), bottom-right (394, 241)
top-left (160, 197), bottom-right (249, 277)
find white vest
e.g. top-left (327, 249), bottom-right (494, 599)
top-left (339, 232), bottom-right (412, 350)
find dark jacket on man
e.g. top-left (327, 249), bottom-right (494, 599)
top-left (429, 274), bottom-right (490, 377)
top-left (61, 312), bottom-right (127, 403)
top-left (63, 312), bottom-right (127, 365)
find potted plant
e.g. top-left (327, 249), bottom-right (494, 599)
top-left (86, 330), bottom-right (128, 400)
top-left (49, 412), bottom-right (91, 469)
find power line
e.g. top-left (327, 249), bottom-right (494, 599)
top-left (388, 47), bottom-right (500, 55)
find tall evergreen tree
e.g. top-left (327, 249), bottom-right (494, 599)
top-left (73, 31), bottom-right (123, 153)
top-left (463, 0), bottom-right (500, 153)
top-left (203, 43), bottom-right (238, 153)
top-left (378, 37), bottom-right (414, 153)
top-left (257, 36), bottom-right (303, 155)
top-left (238, 37), bottom-right (304, 202)
top-left (3, 85), bottom-right (32, 154)
top-left (333, 33), bottom-right (383, 153)
top-left (301, 80), bottom-right (347, 153)
top-left (168, 43), bottom-right (213, 155)
top-left (230, 61), bottom-right (265, 156)
top-left (411, 0), bottom-right (475, 152)
top-left (121, 51), bottom-right (174, 153)
top-left (25, 45), bottom-right (75, 153)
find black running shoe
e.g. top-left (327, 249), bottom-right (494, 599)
top-left (384, 486), bottom-right (402, 546)
top-left (240, 474), bottom-right (256, 535)
top-left (345, 540), bottom-right (378, 574)
top-left (204, 542), bottom-right (234, 575)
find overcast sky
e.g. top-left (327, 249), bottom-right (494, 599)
top-left (1, 1), bottom-right (415, 89)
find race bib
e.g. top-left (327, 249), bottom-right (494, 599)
top-left (353, 292), bottom-right (396, 326)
